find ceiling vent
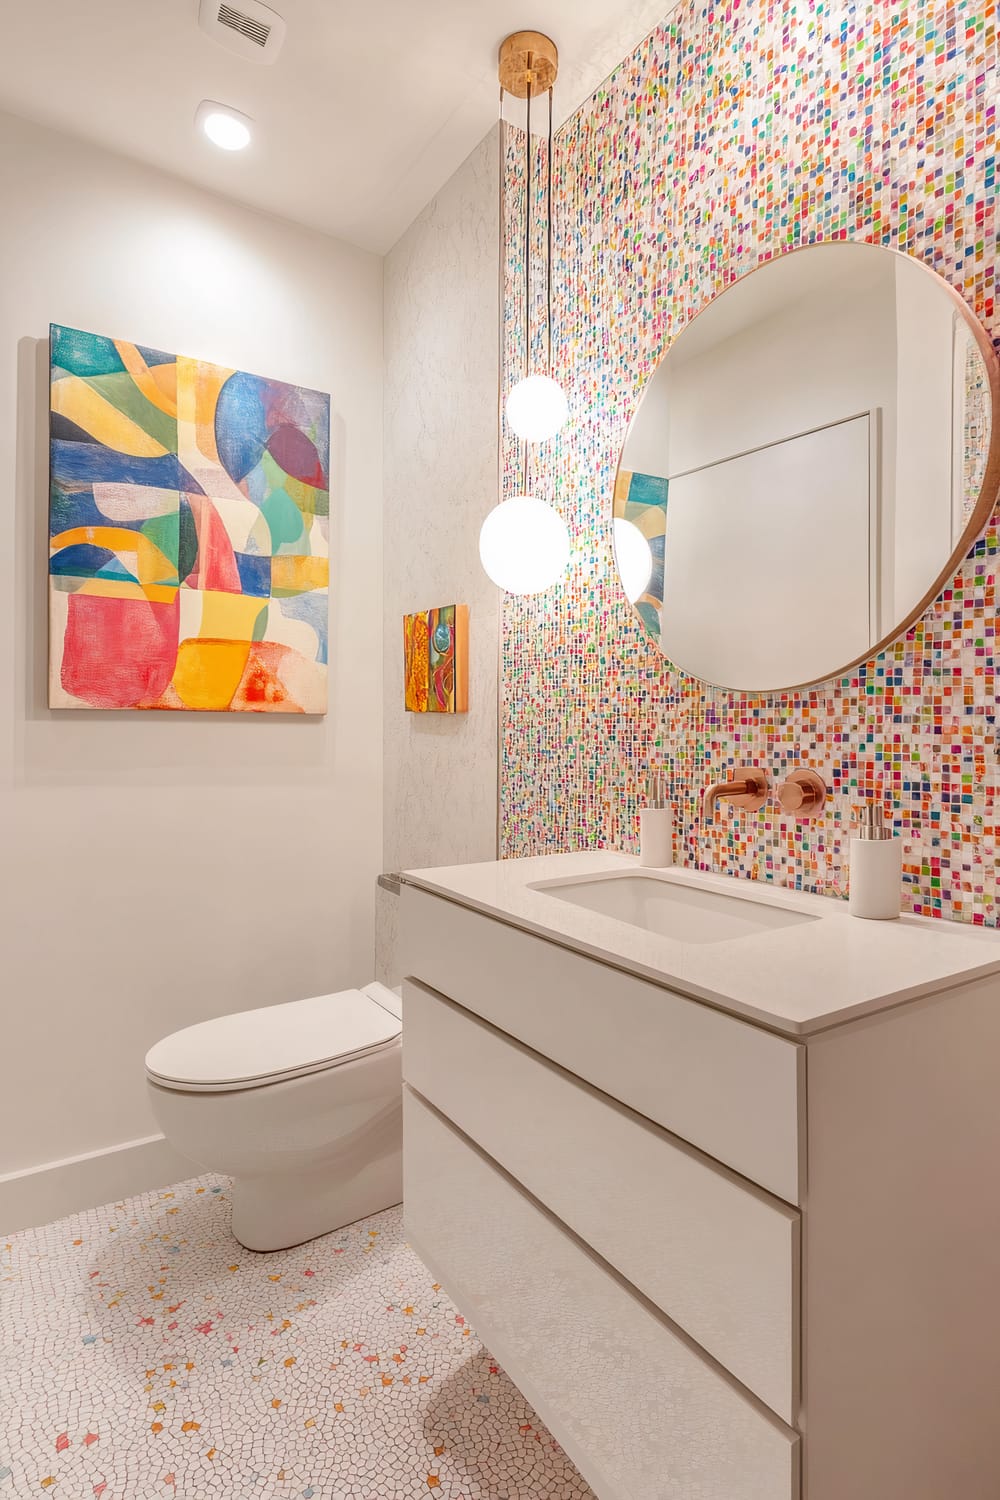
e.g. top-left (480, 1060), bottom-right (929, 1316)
top-left (198, 0), bottom-right (287, 63)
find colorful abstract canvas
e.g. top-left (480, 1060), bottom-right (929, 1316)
top-left (48, 323), bottom-right (330, 713)
top-left (403, 604), bottom-right (468, 713)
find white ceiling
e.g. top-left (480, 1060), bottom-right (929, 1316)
top-left (0, 0), bottom-right (669, 253)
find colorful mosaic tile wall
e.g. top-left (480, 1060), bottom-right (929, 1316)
top-left (500, 0), bottom-right (1000, 922)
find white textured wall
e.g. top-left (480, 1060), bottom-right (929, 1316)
top-left (380, 130), bottom-right (500, 984)
top-left (0, 112), bottom-right (383, 1204)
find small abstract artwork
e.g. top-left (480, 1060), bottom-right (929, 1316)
top-left (48, 323), bottom-right (330, 713)
top-left (403, 604), bottom-right (468, 713)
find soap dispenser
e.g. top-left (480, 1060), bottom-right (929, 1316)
top-left (639, 771), bottom-right (674, 867)
top-left (848, 802), bottom-right (901, 920)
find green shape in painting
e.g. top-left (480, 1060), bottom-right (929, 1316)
top-left (50, 324), bottom-right (126, 378)
top-left (261, 490), bottom-right (307, 554)
top-left (177, 498), bottom-right (198, 583)
top-left (83, 372), bottom-right (178, 453)
top-left (141, 511), bottom-right (180, 584)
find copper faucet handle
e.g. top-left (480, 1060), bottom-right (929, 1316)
top-left (778, 769), bottom-right (827, 817)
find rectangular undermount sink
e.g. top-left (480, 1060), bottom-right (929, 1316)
top-left (530, 872), bottom-right (819, 944)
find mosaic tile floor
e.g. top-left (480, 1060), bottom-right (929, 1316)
top-left (0, 1175), bottom-right (593, 1499)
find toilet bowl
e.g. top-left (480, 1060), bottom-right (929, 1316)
top-left (145, 982), bottom-right (403, 1253)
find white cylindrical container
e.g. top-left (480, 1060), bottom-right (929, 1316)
top-left (848, 803), bottom-right (901, 919)
top-left (639, 807), bottom-right (674, 867)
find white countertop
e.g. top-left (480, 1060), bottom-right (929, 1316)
top-left (401, 851), bottom-right (1000, 1036)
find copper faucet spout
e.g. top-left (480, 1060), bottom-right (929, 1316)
top-left (702, 767), bottom-right (769, 816)
top-left (704, 778), bottom-right (751, 814)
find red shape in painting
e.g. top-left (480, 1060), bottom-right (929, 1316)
top-left (233, 646), bottom-right (289, 709)
top-left (184, 493), bottom-right (241, 593)
top-left (61, 594), bottom-right (179, 709)
top-left (267, 424), bottom-right (326, 488)
top-left (231, 642), bottom-right (306, 712)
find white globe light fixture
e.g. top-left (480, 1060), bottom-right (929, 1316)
top-left (483, 32), bottom-right (571, 595)
top-left (505, 373), bottom-right (569, 442)
top-left (479, 496), bottom-right (570, 596)
top-left (612, 517), bottom-right (654, 603)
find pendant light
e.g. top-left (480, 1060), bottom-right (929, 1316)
top-left (479, 30), bottom-right (570, 596)
top-left (502, 33), bottom-right (568, 442)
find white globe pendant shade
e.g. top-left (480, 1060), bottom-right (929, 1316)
top-left (479, 496), bottom-right (570, 595)
top-left (505, 374), bottom-right (569, 442)
top-left (612, 517), bottom-right (654, 603)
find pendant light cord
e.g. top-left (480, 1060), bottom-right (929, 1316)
top-left (547, 86), bottom-right (553, 378)
top-left (497, 84), bottom-right (505, 508)
top-left (522, 59), bottom-right (532, 496)
top-left (495, 84), bottom-right (506, 863)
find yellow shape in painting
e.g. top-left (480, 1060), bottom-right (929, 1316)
top-left (150, 361), bottom-right (178, 408)
top-left (173, 639), bottom-right (252, 711)
top-left (271, 556), bottom-right (329, 596)
top-left (176, 356), bottom-right (234, 471)
top-left (51, 374), bottom-right (168, 456)
top-left (77, 579), bottom-right (145, 602)
top-left (77, 579), bottom-right (179, 605)
top-left (50, 526), bottom-right (175, 586)
top-left (114, 342), bottom-right (179, 418)
top-left (199, 590), bottom-right (267, 642)
top-left (629, 505), bottom-right (668, 540)
top-left (613, 468), bottom-right (633, 507)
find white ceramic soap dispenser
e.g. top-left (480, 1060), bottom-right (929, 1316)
top-left (848, 802), bottom-right (901, 919)
top-left (639, 771), bottom-right (674, 867)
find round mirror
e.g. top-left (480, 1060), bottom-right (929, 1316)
top-left (613, 243), bottom-right (1000, 691)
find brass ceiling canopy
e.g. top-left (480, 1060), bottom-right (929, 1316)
top-left (498, 30), bottom-right (559, 97)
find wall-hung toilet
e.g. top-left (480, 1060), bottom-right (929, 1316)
top-left (145, 982), bottom-right (402, 1253)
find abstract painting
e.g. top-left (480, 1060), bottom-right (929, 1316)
top-left (48, 323), bottom-right (330, 713)
top-left (403, 604), bottom-right (468, 713)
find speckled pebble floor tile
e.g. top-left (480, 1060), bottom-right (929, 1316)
top-left (0, 1174), bottom-right (593, 1499)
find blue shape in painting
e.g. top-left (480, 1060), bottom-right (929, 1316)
top-left (626, 471), bottom-right (669, 509)
top-left (279, 592), bottom-right (328, 663)
top-left (215, 371), bottom-right (269, 483)
top-left (50, 544), bottom-right (125, 578)
top-left (235, 552), bottom-right (271, 598)
top-left (50, 487), bottom-right (113, 537)
top-left (51, 443), bottom-right (205, 495)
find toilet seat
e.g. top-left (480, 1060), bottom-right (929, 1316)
top-left (145, 986), bottom-right (402, 1094)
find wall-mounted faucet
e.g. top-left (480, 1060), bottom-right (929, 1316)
top-left (701, 766), bottom-right (829, 819)
top-left (702, 766), bottom-right (769, 816)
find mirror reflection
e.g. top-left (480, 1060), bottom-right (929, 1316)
top-left (614, 243), bottom-right (997, 691)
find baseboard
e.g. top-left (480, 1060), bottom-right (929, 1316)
top-left (0, 1134), bottom-right (196, 1236)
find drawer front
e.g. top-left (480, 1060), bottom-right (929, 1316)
top-left (404, 1088), bottom-right (800, 1500)
top-left (404, 978), bottom-right (799, 1422)
top-left (401, 884), bottom-right (804, 1203)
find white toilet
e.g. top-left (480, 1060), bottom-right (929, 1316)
top-left (145, 982), bottom-right (403, 1253)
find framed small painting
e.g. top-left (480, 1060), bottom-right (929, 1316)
top-left (403, 604), bottom-right (468, 713)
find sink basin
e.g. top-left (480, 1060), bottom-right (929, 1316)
top-left (529, 872), bottom-right (819, 945)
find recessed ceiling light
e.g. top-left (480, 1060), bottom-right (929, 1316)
top-left (196, 101), bottom-right (253, 151)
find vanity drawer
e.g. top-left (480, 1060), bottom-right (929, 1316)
top-left (404, 1087), bottom-right (800, 1500)
top-left (401, 884), bottom-right (804, 1203)
top-left (404, 977), bottom-right (799, 1422)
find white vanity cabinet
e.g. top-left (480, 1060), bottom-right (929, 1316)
top-left (400, 857), bottom-right (1000, 1500)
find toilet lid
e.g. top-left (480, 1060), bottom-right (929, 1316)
top-left (145, 989), bottom-right (401, 1093)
